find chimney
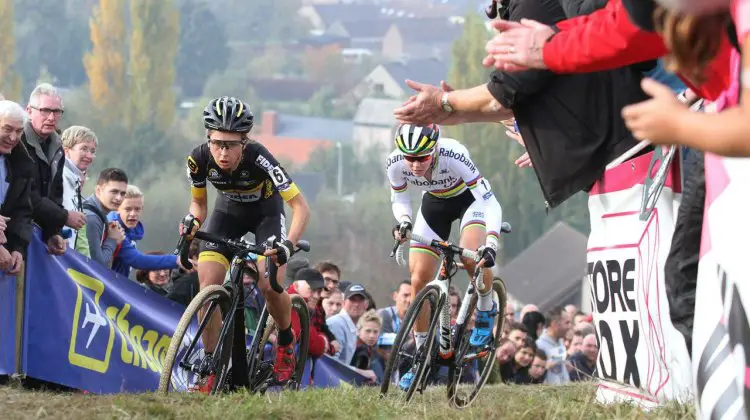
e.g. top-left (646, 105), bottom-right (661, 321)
top-left (261, 111), bottom-right (278, 136)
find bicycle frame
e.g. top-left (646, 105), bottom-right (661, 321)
top-left (395, 232), bottom-right (484, 359)
top-left (176, 247), bottom-right (258, 389)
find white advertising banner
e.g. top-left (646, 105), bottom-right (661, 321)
top-left (693, 153), bottom-right (750, 420)
top-left (587, 149), bottom-right (693, 407)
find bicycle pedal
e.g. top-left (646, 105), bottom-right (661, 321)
top-left (251, 364), bottom-right (274, 390)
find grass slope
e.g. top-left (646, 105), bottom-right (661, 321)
top-left (1, 382), bottom-right (694, 419)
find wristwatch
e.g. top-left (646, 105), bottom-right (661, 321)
top-left (441, 93), bottom-right (454, 113)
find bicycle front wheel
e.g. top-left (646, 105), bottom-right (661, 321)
top-left (380, 283), bottom-right (441, 403)
top-left (158, 285), bottom-right (232, 395)
top-left (448, 277), bottom-right (508, 408)
top-left (247, 294), bottom-right (310, 392)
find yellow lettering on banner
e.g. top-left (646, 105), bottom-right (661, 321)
top-left (153, 335), bottom-right (171, 373)
top-left (66, 268), bottom-right (175, 375)
top-left (142, 330), bottom-right (160, 372)
top-left (129, 325), bottom-right (148, 370)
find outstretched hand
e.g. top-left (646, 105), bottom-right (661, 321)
top-left (483, 19), bottom-right (553, 72)
top-left (622, 78), bottom-right (689, 145)
top-left (393, 79), bottom-right (447, 126)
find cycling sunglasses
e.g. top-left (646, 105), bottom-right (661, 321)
top-left (404, 154), bottom-right (432, 163)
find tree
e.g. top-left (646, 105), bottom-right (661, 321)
top-left (0, 0), bottom-right (22, 100)
top-left (15, 0), bottom-right (89, 94)
top-left (446, 13), bottom-right (589, 259)
top-left (302, 143), bottom-right (384, 196)
top-left (302, 45), bottom-right (351, 91)
top-left (201, 70), bottom-right (262, 113)
top-left (246, 45), bottom-right (297, 79)
top-left (127, 0), bottom-right (180, 131)
top-left (84, 0), bottom-right (127, 122)
top-left (176, 0), bottom-right (230, 97)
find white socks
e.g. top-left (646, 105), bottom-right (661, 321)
top-left (477, 290), bottom-right (494, 311)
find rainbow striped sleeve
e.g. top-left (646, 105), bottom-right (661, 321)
top-left (391, 182), bottom-right (408, 193)
top-left (465, 175), bottom-right (481, 189)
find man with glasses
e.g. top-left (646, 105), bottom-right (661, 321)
top-left (182, 96), bottom-right (310, 392)
top-left (314, 260), bottom-right (341, 298)
top-left (386, 123), bottom-right (504, 391)
top-left (22, 83), bottom-right (86, 254)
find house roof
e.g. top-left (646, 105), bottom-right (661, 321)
top-left (495, 222), bottom-right (588, 311)
top-left (275, 114), bottom-right (353, 144)
top-left (353, 97), bottom-right (403, 127)
top-left (299, 33), bottom-right (351, 48)
top-left (391, 18), bottom-right (463, 43)
top-left (330, 19), bottom-right (396, 39)
top-left (255, 137), bottom-right (331, 166)
top-left (381, 57), bottom-right (449, 94)
top-left (248, 78), bottom-right (322, 102)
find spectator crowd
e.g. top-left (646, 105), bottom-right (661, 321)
top-left (0, 83), bottom-right (187, 292)
top-left (0, 81), bottom-right (600, 390)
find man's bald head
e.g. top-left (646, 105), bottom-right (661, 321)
top-left (582, 333), bottom-right (598, 361)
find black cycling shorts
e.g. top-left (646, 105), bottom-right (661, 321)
top-left (412, 190), bottom-right (484, 256)
top-left (198, 195), bottom-right (286, 269)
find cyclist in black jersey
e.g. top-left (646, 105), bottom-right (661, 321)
top-left (182, 96), bottom-right (310, 392)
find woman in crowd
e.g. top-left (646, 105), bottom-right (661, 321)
top-left (501, 337), bottom-right (537, 384)
top-left (134, 253), bottom-right (171, 295)
top-left (622, 2), bottom-right (747, 156)
top-left (61, 126), bottom-right (96, 257)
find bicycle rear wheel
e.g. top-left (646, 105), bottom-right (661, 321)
top-left (447, 277), bottom-right (508, 408)
top-left (380, 283), bottom-right (441, 403)
top-left (158, 285), bottom-right (232, 395)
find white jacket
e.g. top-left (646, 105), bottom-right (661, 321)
top-left (62, 158), bottom-right (84, 249)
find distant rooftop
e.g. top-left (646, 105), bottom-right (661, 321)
top-left (354, 97), bottom-right (403, 127)
top-left (276, 114), bottom-right (353, 143)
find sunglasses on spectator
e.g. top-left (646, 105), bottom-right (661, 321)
top-left (324, 276), bottom-right (339, 286)
top-left (30, 106), bottom-right (64, 117)
top-left (404, 154), bottom-right (431, 163)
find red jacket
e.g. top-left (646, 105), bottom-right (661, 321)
top-left (542, 0), bottom-right (731, 100)
top-left (287, 284), bottom-right (330, 358)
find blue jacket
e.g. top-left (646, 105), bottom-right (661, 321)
top-left (107, 212), bottom-right (178, 278)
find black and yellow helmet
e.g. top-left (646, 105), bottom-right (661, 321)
top-left (394, 123), bottom-right (439, 156)
top-left (203, 96), bottom-right (254, 133)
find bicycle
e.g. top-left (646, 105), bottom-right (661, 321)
top-left (158, 214), bottom-right (311, 395)
top-left (379, 222), bottom-right (511, 408)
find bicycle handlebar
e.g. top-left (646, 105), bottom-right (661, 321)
top-left (390, 231), bottom-right (479, 262)
top-left (175, 215), bottom-right (311, 294)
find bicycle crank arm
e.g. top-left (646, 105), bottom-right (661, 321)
top-left (459, 348), bottom-right (492, 364)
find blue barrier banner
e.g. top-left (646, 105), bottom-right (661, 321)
top-left (22, 230), bottom-right (185, 393)
top-left (20, 229), bottom-right (369, 392)
top-left (309, 355), bottom-right (372, 388)
top-left (0, 274), bottom-right (16, 375)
